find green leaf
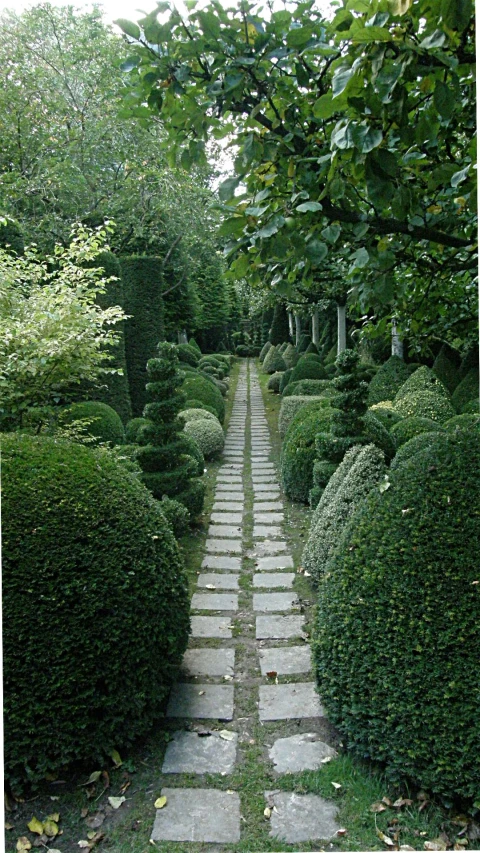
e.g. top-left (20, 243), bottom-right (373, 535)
top-left (305, 239), bottom-right (328, 264)
top-left (433, 81), bottom-right (454, 119)
top-left (332, 66), bottom-right (354, 98)
top-left (352, 247), bottom-right (369, 268)
top-left (441, 0), bottom-right (472, 31)
top-left (296, 62), bottom-right (310, 87)
top-left (387, 0), bottom-right (412, 15)
top-left (286, 26), bottom-right (314, 47)
top-left (350, 26), bottom-right (393, 42)
top-left (114, 19), bottom-right (141, 39)
top-left (257, 215), bottom-right (285, 238)
top-left (350, 124), bottom-right (383, 153)
top-left (420, 29), bottom-right (446, 48)
top-left (322, 223), bottom-right (341, 243)
top-left (197, 10), bottom-right (221, 38)
top-left (296, 201), bottom-right (323, 212)
top-left (313, 93), bottom-right (338, 119)
top-left (218, 176), bottom-right (241, 201)
top-left (451, 165), bottom-right (471, 188)
top-left (120, 56), bottom-right (140, 72)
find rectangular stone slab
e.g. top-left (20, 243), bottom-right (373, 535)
top-left (205, 539), bottom-right (242, 554)
top-left (181, 648), bottom-right (235, 677)
top-left (253, 483), bottom-right (281, 492)
top-left (265, 791), bottom-right (339, 843)
top-left (254, 540), bottom-right (288, 556)
top-left (190, 616), bottom-right (233, 638)
top-left (259, 645), bottom-right (311, 675)
top-left (254, 512), bottom-right (284, 523)
top-left (210, 512), bottom-right (243, 524)
top-left (214, 492), bottom-right (245, 503)
top-left (253, 572), bottom-right (295, 589)
top-left (253, 526), bottom-right (283, 539)
top-left (252, 492), bottom-right (280, 502)
top-left (197, 573), bottom-right (239, 590)
top-left (269, 733), bottom-right (337, 774)
top-left (166, 683), bottom-right (234, 720)
top-left (253, 592), bottom-right (298, 612)
top-left (253, 501), bottom-right (284, 511)
top-left (191, 593), bottom-right (238, 611)
top-left (215, 482), bottom-right (244, 492)
top-left (256, 555), bottom-right (294, 571)
top-left (201, 555), bottom-right (242, 571)
top-left (259, 683), bottom-right (323, 721)
top-left (256, 614), bottom-right (305, 639)
top-left (212, 502), bottom-right (244, 512)
top-left (162, 730), bottom-right (238, 774)
top-left (216, 476), bottom-right (243, 484)
top-left (151, 788), bottom-right (241, 843)
top-left (207, 525), bottom-right (243, 538)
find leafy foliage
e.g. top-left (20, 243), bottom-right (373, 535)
top-left (451, 367), bottom-right (479, 413)
top-left (176, 343), bottom-right (200, 367)
top-left (183, 372), bottom-right (225, 422)
top-left (390, 415), bottom-right (444, 448)
top-left (60, 401), bottom-right (125, 446)
top-left (393, 390), bottom-right (455, 423)
top-left (289, 357), bottom-right (327, 383)
top-left (281, 403), bottom-right (333, 502)
top-left (367, 356), bottom-right (413, 405)
top-left (0, 215), bottom-right (24, 255)
top-left (262, 346), bottom-right (286, 374)
top-left (279, 394), bottom-right (331, 439)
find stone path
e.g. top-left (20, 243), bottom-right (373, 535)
top-left (151, 360), bottom-right (340, 849)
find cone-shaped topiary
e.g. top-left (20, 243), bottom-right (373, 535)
top-left (432, 344), bottom-right (461, 394)
top-left (136, 342), bottom-right (205, 518)
top-left (263, 346), bottom-right (287, 374)
top-left (395, 365), bottom-right (449, 402)
top-left (305, 341), bottom-right (319, 354)
top-left (451, 367), bottom-right (479, 413)
top-left (259, 340), bottom-right (272, 361)
top-left (367, 355), bottom-right (413, 405)
top-left (279, 368), bottom-right (293, 394)
top-left (393, 390), bottom-right (455, 423)
top-left (282, 343), bottom-right (298, 369)
top-left (297, 333), bottom-right (311, 353)
top-left (269, 302), bottom-right (290, 345)
top-left (290, 357), bottom-right (326, 383)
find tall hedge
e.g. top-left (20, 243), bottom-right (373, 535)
top-left (2, 433), bottom-right (190, 788)
top-left (313, 429), bottom-right (480, 799)
top-left (121, 257), bottom-right (165, 416)
top-left (269, 302), bottom-right (290, 345)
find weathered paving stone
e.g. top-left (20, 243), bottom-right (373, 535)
top-left (269, 734), bottom-right (337, 773)
top-left (253, 526), bottom-right (283, 539)
top-left (197, 573), bottom-right (239, 590)
top-left (253, 573), bottom-right (295, 589)
top-left (167, 684), bottom-right (234, 720)
top-left (253, 501), bottom-right (284, 511)
top-left (207, 525), bottom-right (243, 538)
top-left (162, 730), bottom-right (238, 774)
top-left (201, 555), bottom-right (241, 571)
top-left (254, 540), bottom-right (288, 556)
top-left (216, 476), bottom-right (243, 484)
top-left (205, 539), bottom-right (242, 554)
top-left (259, 683), bottom-right (323, 720)
top-left (259, 646), bottom-right (311, 675)
top-left (256, 554), bottom-right (294, 571)
top-left (265, 791), bottom-right (339, 843)
top-left (252, 477), bottom-right (278, 485)
top-left (215, 482), bottom-right (244, 492)
top-left (210, 512), bottom-right (243, 524)
top-left (254, 512), bottom-right (284, 523)
top-left (191, 593), bottom-right (238, 611)
top-left (256, 614), bottom-right (305, 639)
top-left (151, 788), bottom-right (241, 843)
top-left (253, 592), bottom-right (298, 612)
top-left (254, 483), bottom-right (281, 492)
top-left (212, 502), bottom-right (244, 512)
top-left (181, 648), bottom-right (235, 677)
top-left (190, 616), bottom-right (233, 638)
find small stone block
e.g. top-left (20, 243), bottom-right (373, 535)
top-left (259, 646), bottom-right (311, 675)
top-left (259, 683), bottom-right (323, 720)
top-left (265, 791), bottom-right (339, 843)
top-left (253, 502), bottom-right (284, 511)
top-left (181, 648), bottom-right (235, 677)
top-left (269, 733), bottom-right (337, 773)
top-left (207, 525), bottom-right (243, 538)
top-left (191, 593), bottom-right (238, 611)
top-left (254, 483), bottom-right (281, 492)
top-left (166, 683), bottom-right (234, 720)
top-left (253, 573), bottom-right (295, 589)
top-left (201, 555), bottom-right (241, 571)
top-left (210, 512), bottom-right (243, 524)
top-left (197, 573), bottom-right (239, 590)
top-left (256, 614), bottom-right (305, 640)
top-left (253, 592), bottom-right (298, 612)
top-left (252, 492), bottom-right (280, 502)
top-left (162, 730), bottom-right (238, 774)
top-left (253, 526), bottom-right (283, 539)
top-left (214, 491), bottom-right (246, 502)
top-left (205, 539), bottom-right (242, 554)
top-left (151, 788), bottom-right (241, 843)
top-left (190, 616), bottom-right (232, 638)
top-left (254, 512), bottom-right (284, 523)
top-left (254, 540), bottom-right (288, 555)
top-left (256, 555), bottom-right (294, 571)
top-left (215, 482), bottom-right (243, 492)
top-left (212, 502), bottom-right (244, 512)
top-left (216, 476), bottom-right (243, 484)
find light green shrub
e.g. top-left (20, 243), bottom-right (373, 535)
top-left (282, 343), bottom-right (298, 368)
top-left (395, 365), bottom-right (449, 401)
top-left (368, 403), bottom-right (403, 431)
top-left (181, 408), bottom-right (219, 424)
top-left (263, 345), bottom-right (287, 374)
top-left (60, 401), bottom-right (125, 446)
top-left (184, 418), bottom-right (225, 459)
top-left (279, 395), bottom-right (331, 439)
top-left (290, 357), bottom-right (326, 383)
top-left (390, 416), bottom-right (444, 448)
top-left (393, 390), bottom-right (455, 423)
top-left (281, 404), bottom-right (333, 503)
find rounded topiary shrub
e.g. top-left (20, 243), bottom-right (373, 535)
top-left (282, 343), bottom-right (298, 369)
top-left (259, 340), bottom-right (272, 361)
top-left (451, 368), bottom-right (479, 413)
top-left (263, 346), bottom-right (287, 374)
top-left (282, 379), bottom-right (334, 398)
top-left (368, 403), bottom-right (403, 431)
top-left (363, 411), bottom-right (396, 461)
top-left (279, 368), bottom-right (293, 394)
top-left (184, 418), bottom-right (225, 460)
top-left (2, 433), bottom-right (190, 787)
top-left (279, 395), bottom-right (331, 439)
top-left (390, 415), bottom-right (444, 448)
top-left (444, 413), bottom-right (480, 432)
top-left (268, 372), bottom-right (284, 393)
top-left (159, 496), bottom-right (190, 538)
top-left (395, 365), bottom-right (449, 402)
top-left (181, 408), bottom-right (219, 424)
top-left (183, 374), bottom-right (225, 422)
top-left (289, 357), bottom-right (326, 383)
top-left (393, 390), bottom-right (455, 423)
top-left (462, 398), bottom-right (480, 414)
top-left (281, 404), bottom-right (333, 503)
top-left (390, 431), bottom-right (451, 471)
top-left (185, 398), bottom-right (219, 418)
top-left (367, 355), bottom-right (413, 405)
top-left (182, 432), bottom-right (205, 476)
top-left (176, 343), bottom-right (200, 367)
top-left (313, 430), bottom-right (480, 799)
top-left (60, 401), bottom-right (125, 446)
top-left (125, 416), bottom-right (150, 443)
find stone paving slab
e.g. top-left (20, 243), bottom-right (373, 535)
top-left (214, 492), bottom-right (246, 503)
top-left (254, 512), bottom-right (284, 523)
top-left (162, 730), bottom-right (238, 774)
top-left (259, 683), bottom-right (323, 720)
top-left (253, 526), bottom-right (283, 539)
top-left (269, 733), bottom-right (337, 773)
top-left (253, 592), bottom-right (298, 612)
top-left (191, 592), bottom-right (238, 611)
top-left (259, 645), bottom-right (311, 675)
top-left (254, 483), bottom-right (281, 492)
top-left (201, 555), bottom-right (242, 571)
top-left (212, 502), bottom-right (244, 512)
top-left (210, 512), bottom-right (243, 524)
top-left (215, 482), bottom-right (244, 492)
top-left (252, 492), bottom-right (281, 502)
top-left (191, 616), bottom-right (233, 638)
top-left (253, 573), bottom-right (295, 589)
top-left (265, 791), bottom-right (339, 843)
top-left (197, 573), bottom-right (239, 590)
top-left (151, 788), bottom-right (241, 843)
top-left (216, 476), bottom-right (243, 484)
top-left (254, 540), bottom-right (288, 556)
top-left (181, 648), bottom-right (235, 677)
top-left (256, 554), bottom-right (294, 570)
top-left (253, 501), bottom-right (284, 511)
top-left (256, 614), bottom-right (305, 639)
top-left (205, 539), bottom-right (242, 554)
top-left (167, 683), bottom-right (234, 720)
top-left (207, 525), bottom-right (243, 538)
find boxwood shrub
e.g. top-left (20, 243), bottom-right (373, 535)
top-left (181, 408), bottom-right (219, 424)
top-left (394, 365), bottom-right (449, 401)
top-left (289, 357), bottom-right (327, 383)
top-left (159, 496), bottom-right (190, 538)
top-left (282, 343), bottom-right (298, 368)
top-left (393, 390), bottom-right (455, 423)
top-left (368, 403), bottom-right (403, 431)
top-left (433, 344), bottom-right (460, 394)
top-left (259, 341), bottom-right (272, 361)
top-left (313, 429), bottom-right (480, 799)
top-left (281, 404), bottom-right (333, 502)
top-left (462, 398), bottom-right (480, 414)
top-left (282, 379), bottom-right (334, 398)
top-left (363, 411), bottom-right (396, 461)
top-left (297, 333), bottom-right (311, 353)
top-left (176, 343), bottom-right (200, 367)
top-left (390, 415), bottom-right (444, 448)
top-left (60, 401), bottom-right (125, 446)
top-left (184, 417), bottom-right (225, 459)
top-left (268, 372), bottom-right (284, 393)
top-left (184, 398), bottom-right (219, 418)
top-left (451, 368), bottom-right (479, 413)
top-left (308, 445), bottom-right (364, 530)
top-left (444, 413), bottom-right (480, 432)
top-left (182, 432), bottom-right (205, 476)
top-left (390, 431), bottom-right (451, 471)
top-left (279, 395), bottom-right (331, 439)
top-left (279, 368), bottom-right (293, 394)
top-left (2, 433), bottom-right (190, 788)
top-left (263, 346), bottom-right (287, 374)
top-left (125, 416), bottom-right (150, 443)
top-left (182, 374), bottom-right (225, 422)
top-left (367, 355), bottom-right (413, 405)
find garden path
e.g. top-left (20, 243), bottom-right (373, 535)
top-left (150, 360), bottom-right (340, 849)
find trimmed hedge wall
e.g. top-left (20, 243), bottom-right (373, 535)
top-left (60, 401), bottom-right (125, 446)
top-left (2, 433), bottom-right (190, 787)
top-left (121, 257), bottom-right (165, 417)
top-left (313, 429), bottom-right (480, 799)
top-left (367, 355), bottom-right (413, 405)
top-left (281, 403), bottom-right (333, 503)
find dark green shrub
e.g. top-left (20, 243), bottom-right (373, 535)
top-left (367, 355), bottom-right (413, 405)
top-left (279, 368), bottom-right (293, 394)
top-left (125, 417), bottom-right (150, 443)
top-left (368, 404), bottom-right (403, 431)
top-left (281, 404), bottom-right (333, 503)
top-left (308, 444), bottom-right (364, 519)
top-left (393, 390), bottom-right (455, 423)
top-left (297, 333), bottom-right (311, 353)
top-left (279, 395), bottom-right (331, 439)
top-left (390, 416), bottom-right (444, 448)
top-left (290, 358), bottom-right (327, 383)
top-left (324, 344), bottom-right (337, 364)
top-left (182, 432), bottom-right (205, 476)
top-left (184, 398), bottom-right (219, 418)
top-left (313, 430), bottom-right (480, 799)
top-left (268, 372), bottom-right (284, 393)
top-left (302, 353), bottom-right (323, 364)
top-left (461, 398), bottom-right (479, 413)
top-left (303, 444), bottom-right (386, 584)
top-left (282, 379), bottom-right (334, 398)
top-left (235, 344), bottom-right (251, 357)
top-left (363, 412), bottom-right (396, 461)
top-left (390, 431), bottom-right (450, 471)
top-left (444, 413), bottom-right (480, 432)
top-left (0, 215), bottom-right (24, 255)
top-left (2, 433), bottom-right (190, 787)
top-left (395, 365), bottom-right (449, 402)
top-left (282, 343), bottom-right (298, 369)
top-left (122, 257), bottom-right (165, 416)
top-left (176, 478), bottom-right (206, 518)
top-left (188, 337), bottom-right (202, 355)
top-left (159, 496), bottom-right (190, 538)
top-left (432, 344), bottom-right (461, 394)
top-left (324, 363), bottom-right (336, 376)
top-left (184, 417), bottom-right (225, 459)
top-left (263, 346), bottom-right (287, 374)
top-left (182, 374), bottom-right (225, 422)
top-left (269, 302), bottom-right (290, 345)
top-left (306, 341), bottom-right (319, 354)
top-left (259, 340), bottom-right (272, 361)
top-left (136, 343), bottom-right (204, 518)
top-left (60, 401), bottom-right (125, 446)
top-left (451, 368), bottom-right (479, 413)
top-left (279, 341), bottom-right (288, 353)
top-left (458, 342), bottom-right (479, 379)
top-left (177, 343), bottom-right (200, 367)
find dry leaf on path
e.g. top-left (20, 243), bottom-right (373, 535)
top-left (43, 818), bottom-right (59, 837)
top-left (108, 796), bottom-right (126, 810)
top-left (336, 828), bottom-right (348, 836)
top-left (79, 771), bottom-right (102, 787)
top-left (27, 817), bottom-right (44, 835)
top-left (331, 782), bottom-right (342, 790)
top-left (154, 796), bottom-right (167, 809)
top-left (424, 840), bottom-right (447, 850)
top-left (16, 838), bottom-right (32, 852)
top-left (108, 749), bottom-right (122, 767)
top-left (219, 730), bottom-right (235, 741)
top-left (85, 812), bottom-right (105, 829)
top-left (376, 828), bottom-right (395, 847)
top-left (393, 798), bottom-right (413, 808)
top-left (370, 802), bottom-right (388, 813)
top-left (263, 807), bottom-right (271, 819)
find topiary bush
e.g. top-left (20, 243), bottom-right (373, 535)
top-left (367, 355), bottom-right (413, 405)
top-left (313, 430), bottom-right (480, 799)
top-left (282, 343), bottom-right (298, 369)
top-left (2, 433), bottom-right (190, 788)
top-left (268, 372), bottom-right (284, 393)
top-left (393, 390), bottom-right (455, 423)
top-left (184, 397), bottom-right (219, 418)
top-left (263, 346), bottom-right (287, 374)
top-left (444, 413), bottom-right (480, 432)
top-left (281, 403), bottom-right (333, 503)
top-left (181, 408), bottom-right (219, 424)
top-left (279, 368), bottom-right (293, 394)
top-left (289, 357), bottom-right (327, 383)
top-left (368, 403), bottom-right (403, 431)
top-left (184, 417), bottom-right (225, 460)
top-left (182, 373), bottom-right (225, 422)
top-left (462, 398), bottom-right (480, 414)
top-left (308, 444), bottom-right (364, 521)
top-left (188, 337), bottom-right (202, 355)
top-left (176, 343), bottom-right (200, 367)
top-left (269, 302), bottom-right (290, 345)
top-left (390, 431), bottom-right (451, 471)
top-left (159, 496), bottom-right (190, 538)
top-left (363, 411), bottom-right (396, 461)
top-left (259, 340), bottom-right (272, 361)
top-left (395, 365), bottom-right (449, 402)
top-left (451, 367), bottom-right (479, 413)
top-left (297, 333), bottom-right (311, 353)
top-left (390, 415), bottom-right (444, 448)
top-left (279, 395), bottom-right (331, 439)
top-left (125, 416), bottom-right (150, 443)
top-left (433, 344), bottom-right (461, 394)
top-left (303, 444), bottom-right (386, 584)
top-left (182, 431), bottom-right (205, 476)
top-left (60, 401), bottom-right (125, 446)
top-left (282, 379), bottom-right (334, 398)
top-left (305, 341), bottom-right (319, 354)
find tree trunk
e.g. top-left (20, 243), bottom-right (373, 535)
top-left (312, 308), bottom-right (319, 347)
top-left (288, 310), bottom-right (294, 338)
top-left (337, 303), bottom-right (346, 355)
top-left (177, 329), bottom-right (188, 344)
top-left (391, 321), bottom-right (404, 359)
top-left (295, 313), bottom-right (302, 347)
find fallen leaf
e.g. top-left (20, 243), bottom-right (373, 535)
top-left (50, 797), bottom-right (60, 801)
top-left (119, 780), bottom-right (131, 795)
top-left (198, 690), bottom-right (205, 696)
top-left (108, 796), bottom-right (126, 810)
top-left (101, 770), bottom-right (110, 789)
top-left (337, 828), bottom-right (348, 836)
top-left (85, 812), bottom-right (105, 829)
top-left (382, 796), bottom-right (393, 806)
top-left (219, 730), bottom-right (236, 741)
top-left (393, 798), bottom-right (413, 808)
top-left (78, 843), bottom-right (90, 849)
top-left (266, 671), bottom-right (277, 678)
top-left (80, 771), bottom-right (102, 787)
top-left (27, 817), bottom-right (44, 835)
top-left (321, 755), bottom-right (333, 764)
top-left (154, 796), bottom-right (167, 809)
top-left (304, 570), bottom-right (311, 577)
top-left (370, 802), bottom-right (388, 813)
top-left (376, 828), bottom-right (395, 847)
top-left (43, 818), bottom-right (59, 837)
top-left (47, 813), bottom-right (60, 823)
top-left (331, 782), bottom-right (342, 790)
top-left (399, 847), bottom-right (416, 851)
top-left (81, 808), bottom-right (89, 818)
top-left (297, 566), bottom-right (304, 573)
top-left (85, 786), bottom-right (96, 799)
top-left (17, 839), bottom-right (32, 852)
top-left (424, 841), bottom-right (447, 851)
top-left (264, 807), bottom-right (271, 819)
top-left (6, 823), bottom-right (14, 830)
top-left (109, 749), bottom-right (122, 767)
